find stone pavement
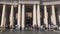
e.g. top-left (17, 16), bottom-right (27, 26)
top-left (0, 30), bottom-right (60, 34)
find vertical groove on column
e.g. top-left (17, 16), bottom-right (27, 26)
top-left (22, 4), bottom-right (25, 29)
top-left (44, 5), bottom-right (48, 27)
top-left (1, 5), bottom-right (6, 27)
top-left (33, 4), bottom-right (37, 27)
top-left (51, 5), bottom-right (56, 25)
top-left (37, 4), bottom-right (40, 27)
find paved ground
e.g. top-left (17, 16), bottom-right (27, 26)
top-left (0, 30), bottom-right (60, 34)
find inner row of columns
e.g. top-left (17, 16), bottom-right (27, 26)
top-left (0, 4), bottom-right (57, 29)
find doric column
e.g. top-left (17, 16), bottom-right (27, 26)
top-left (10, 5), bottom-right (14, 27)
top-left (44, 5), bottom-right (48, 27)
top-left (17, 4), bottom-right (21, 29)
top-left (1, 5), bottom-right (6, 27)
top-left (37, 4), bottom-right (41, 27)
top-left (22, 4), bottom-right (25, 30)
top-left (33, 4), bottom-right (37, 27)
top-left (51, 5), bottom-right (56, 25)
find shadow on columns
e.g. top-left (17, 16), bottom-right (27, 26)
top-left (55, 5), bottom-right (60, 26)
top-left (0, 4), bottom-right (3, 25)
top-left (25, 4), bottom-right (33, 30)
top-left (5, 5), bottom-right (11, 29)
top-left (40, 6), bottom-right (44, 25)
top-left (14, 6), bottom-right (18, 27)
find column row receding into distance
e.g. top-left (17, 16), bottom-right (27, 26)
top-left (0, 4), bottom-right (57, 29)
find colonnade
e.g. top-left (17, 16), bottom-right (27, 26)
top-left (0, 4), bottom-right (57, 30)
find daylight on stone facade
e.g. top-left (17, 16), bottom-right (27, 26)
top-left (0, 0), bottom-right (60, 32)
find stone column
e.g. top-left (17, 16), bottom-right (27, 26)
top-left (37, 4), bottom-right (41, 27)
top-left (1, 5), bottom-right (6, 27)
top-left (22, 4), bottom-right (25, 30)
top-left (33, 4), bottom-right (37, 27)
top-left (44, 5), bottom-right (48, 27)
top-left (10, 5), bottom-right (14, 28)
top-left (58, 15), bottom-right (60, 24)
top-left (51, 5), bottom-right (56, 25)
top-left (17, 4), bottom-right (21, 29)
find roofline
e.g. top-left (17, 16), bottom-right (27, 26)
top-left (0, 1), bottom-right (60, 5)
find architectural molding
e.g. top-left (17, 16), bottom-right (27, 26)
top-left (0, 1), bottom-right (60, 5)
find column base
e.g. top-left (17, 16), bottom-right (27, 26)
top-left (22, 27), bottom-right (24, 30)
top-left (32, 25), bottom-right (41, 30)
top-left (17, 26), bottom-right (20, 30)
top-left (17, 28), bottom-right (20, 30)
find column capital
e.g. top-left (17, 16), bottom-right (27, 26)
top-left (52, 5), bottom-right (55, 8)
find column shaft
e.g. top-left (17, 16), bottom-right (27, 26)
top-left (37, 4), bottom-right (41, 27)
top-left (10, 5), bottom-right (14, 27)
top-left (59, 15), bottom-right (60, 23)
top-left (22, 4), bottom-right (25, 29)
top-left (1, 5), bottom-right (6, 27)
top-left (33, 4), bottom-right (37, 27)
top-left (44, 5), bottom-right (48, 27)
top-left (17, 4), bottom-right (21, 29)
top-left (51, 5), bottom-right (56, 25)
